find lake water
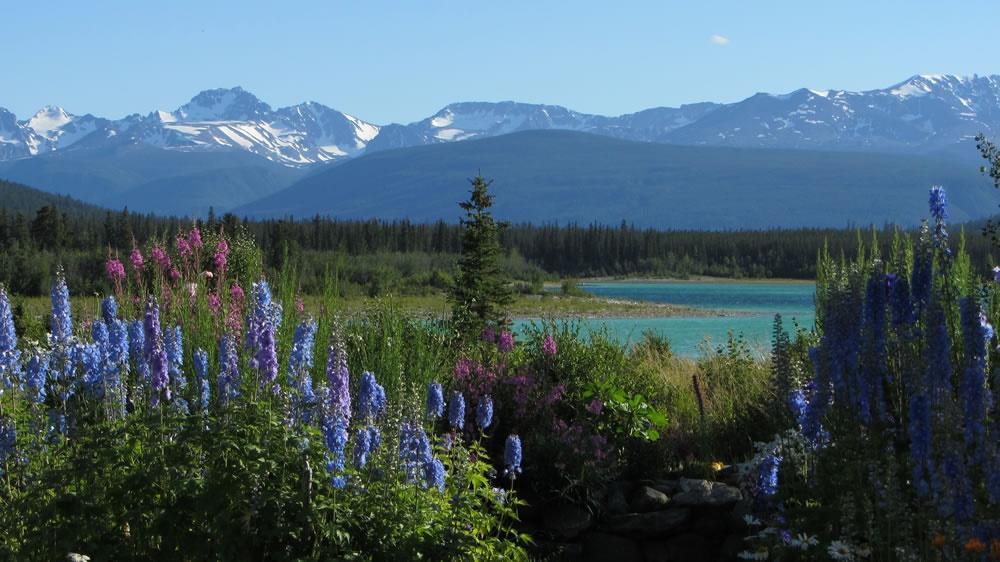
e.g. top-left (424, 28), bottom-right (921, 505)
top-left (514, 281), bottom-right (816, 358)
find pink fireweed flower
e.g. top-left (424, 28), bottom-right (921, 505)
top-left (230, 282), bottom-right (244, 302)
top-left (481, 326), bottom-right (496, 343)
top-left (295, 296), bottom-right (305, 314)
top-left (542, 334), bottom-right (557, 357)
top-left (453, 357), bottom-right (496, 402)
top-left (498, 330), bottom-right (514, 353)
top-left (226, 283), bottom-right (245, 333)
top-left (151, 245), bottom-right (170, 269)
top-left (207, 292), bottom-right (221, 314)
top-left (214, 239), bottom-right (229, 271)
top-left (176, 235), bottom-right (192, 257)
top-left (188, 227), bottom-right (203, 249)
top-left (203, 271), bottom-right (214, 280)
top-left (587, 398), bottom-right (604, 415)
top-left (105, 257), bottom-right (126, 283)
top-left (186, 282), bottom-right (198, 302)
top-left (168, 267), bottom-right (181, 283)
top-left (545, 383), bottom-right (566, 406)
top-left (130, 247), bottom-right (144, 270)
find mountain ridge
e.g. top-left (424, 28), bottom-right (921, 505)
top-left (3, 73), bottom-right (1000, 168)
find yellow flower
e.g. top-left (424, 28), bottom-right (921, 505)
top-left (711, 461), bottom-right (725, 472)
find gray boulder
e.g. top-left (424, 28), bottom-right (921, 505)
top-left (607, 508), bottom-right (691, 538)
top-left (630, 485), bottom-right (671, 513)
top-left (670, 478), bottom-right (742, 507)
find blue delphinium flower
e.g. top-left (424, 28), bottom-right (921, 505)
top-left (0, 287), bottom-right (21, 387)
top-left (101, 295), bottom-right (118, 325)
top-left (800, 351), bottom-right (830, 447)
top-left (256, 322), bottom-right (278, 393)
top-left (426, 382), bottom-right (444, 419)
top-left (79, 343), bottom-right (101, 396)
top-left (145, 299), bottom-right (170, 406)
top-left (106, 317), bottom-right (129, 371)
top-left (368, 426), bottom-right (381, 452)
top-left (858, 272), bottom-right (888, 425)
top-left (193, 348), bottom-right (210, 411)
top-left (398, 422), bottom-right (443, 490)
top-left (476, 395), bottom-right (493, 430)
top-left (929, 186), bottom-right (950, 253)
top-left (885, 273), bottom-right (913, 328)
top-left (399, 421), bottom-right (433, 483)
top-left (247, 280), bottom-right (282, 369)
top-left (354, 427), bottom-right (372, 469)
top-left (165, 325), bottom-right (184, 384)
top-left (937, 448), bottom-right (974, 522)
top-left (288, 320), bottom-right (318, 411)
top-left (357, 371), bottom-right (386, 421)
top-left (324, 416), bottom-right (349, 490)
top-left (128, 320), bottom-right (148, 382)
top-left (788, 388), bottom-right (807, 427)
top-left (426, 457), bottom-right (446, 492)
top-left (83, 326), bottom-right (108, 397)
top-left (959, 298), bottom-right (991, 452)
top-left (25, 350), bottom-right (48, 404)
top-left (218, 334), bottom-right (240, 406)
top-left (326, 329), bottom-right (351, 422)
top-left (448, 391), bottom-right (465, 429)
top-left (757, 453), bottom-right (782, 497)
top-left (504, 434), bottom-right (522, 478)
top-left (50, 272), bottom-right (73, 344)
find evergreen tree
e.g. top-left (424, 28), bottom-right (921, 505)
top-left (449, 176), bottom-right (513, 339)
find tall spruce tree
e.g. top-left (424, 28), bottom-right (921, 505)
top-left (449, 176), bottom-right (513, 339)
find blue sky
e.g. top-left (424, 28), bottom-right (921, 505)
top-left (4, 0), bottom-right (998, 124)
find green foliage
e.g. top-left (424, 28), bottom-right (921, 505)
top-left (582, 379), bottom-right (667, 442)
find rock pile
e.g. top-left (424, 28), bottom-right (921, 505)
top-left (534, 478), bottom-right (751, 562)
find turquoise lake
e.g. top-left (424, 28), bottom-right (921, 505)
top-left (513, 281), bottom-right (816, 358)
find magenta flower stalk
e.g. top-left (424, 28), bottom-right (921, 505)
top-left (188, 226), bottom-right (203, 250)
top-left (542, 334), bottom-right (557, 357)
top-left (130, 247), bottom-right (144, 271)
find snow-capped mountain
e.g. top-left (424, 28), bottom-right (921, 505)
top-left (663, 74), bottom-right (1000, 150)
top-left (0, 106), bottom-right (109, 159)
top-left (108, 87), bottom-right (380, 166)
top-left (365, 101), bottom-right (722, 152)
top-left (2, 74), bottom-right (1000, 170)
top-left (0, 87), bottom-right (379, 167)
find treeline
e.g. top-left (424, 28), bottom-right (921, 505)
top-left (1, 202), bottom-right (997, 296)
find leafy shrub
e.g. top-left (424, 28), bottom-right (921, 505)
top-left (0, 230), bottom-right (527, 561)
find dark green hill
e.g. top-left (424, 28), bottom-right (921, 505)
top-left (0, 145), bottom-right (304, 216)
top-left (236, 130), bottom-right (999, 229)
top-left (0, 178), bottom-right (105, 217)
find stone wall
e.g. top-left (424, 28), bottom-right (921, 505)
top-left (532, 477), bottom-right (752, 562)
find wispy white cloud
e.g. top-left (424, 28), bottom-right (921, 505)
top-left (709, 34), bottom-right (730, 46)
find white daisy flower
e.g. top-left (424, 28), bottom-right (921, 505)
top-left (790, 533), bottom-right (818, 549)
top-left (743, 514), bottom-right (762, 527)
top-left (828, 540), bottom-right (854, 561)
